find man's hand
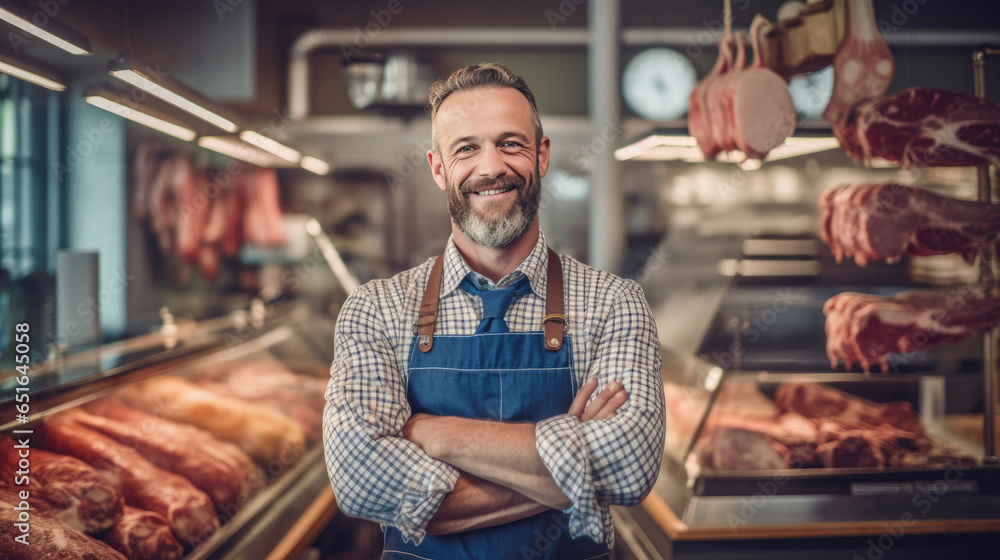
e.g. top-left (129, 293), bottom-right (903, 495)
top-left (568, 377), bottom-right (628, 421)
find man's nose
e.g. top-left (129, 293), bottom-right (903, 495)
top-left (476, 146), bottom-right (508, 179)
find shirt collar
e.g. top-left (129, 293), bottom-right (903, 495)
top-left (440, 231), bottom-right (549, 298)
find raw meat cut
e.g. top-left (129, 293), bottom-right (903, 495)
top-left (688, 35), bottom-right (734, 160)
top-left (196, 359), bottom-right (328, 444)
top-left (693, 381), bottom-right (975, 471)
top-left (117, 375), bottom-right (307, 466)
top-left (834, 87), bottom-right (1000, 169)
top-left (775, 382), bottom-right (923, 432)
top-left (37, 412), bottom-right (220, 548)
top-left (815, 422), bottom-right (975, 468)
top-left (819, 183), bottom-right (1000, 266)
top-left (0, 434), bottom-right (122, 535)
top-left (79, 398), bottom-right (262, 511)
top-left (102, 506), bottom-right (184, 560)
top-left (241, 167), bottom-right (286, 247)
top-left (0, 498), bottom-right (128, 560)
top-left (689, 16), bottom-right (796, 161)
top-left (731, 15), bottom-right (797, 159)
top-left (706, 32), bottom-right (746, 155)
top-left (822, 0), bottom-right (894, 124)
top-left (710, 427), bottom-right (791, 470)
top-left (823, 290), bottom-right (1000, 372)
top-left (131, 141), bottom-right (288, 283)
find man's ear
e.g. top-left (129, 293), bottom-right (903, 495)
top-left (537, 136), bottom-right (551, 178)
top-left (428, 149), bottom-right (446, 192)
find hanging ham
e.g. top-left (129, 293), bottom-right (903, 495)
top-left (822, 0), bottom-right (894, 124)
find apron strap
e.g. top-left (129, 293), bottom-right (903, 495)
top-left (543, 248), bottom-right (566, 352)
top-left (415, 247), bottom-right (566, 353)
top-left (415, 254), bottom-right (445, 353)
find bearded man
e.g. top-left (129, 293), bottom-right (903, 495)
top-left (323, 62), bottom-right (665, 560)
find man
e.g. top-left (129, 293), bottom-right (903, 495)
top-left (324, 62), bottom-right (665, 559)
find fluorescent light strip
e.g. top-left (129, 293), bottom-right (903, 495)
top-left (239, 130), bottom-right (301, 163)
top-left (300, 155), bottom-right (331, 175)
top-left (111, 69), bottom-right (238, 132)
top-left (615, 134), bottom-right (839, 164)
top-left (0, 7), bottom-right (90, 55)
top-left (198, 136), bottom-right (274, 167)
top-left (85, 95), bottom-right (196, 141)
top-left (0, 59), bottom-right (66, 91)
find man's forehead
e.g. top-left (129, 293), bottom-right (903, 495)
top-left (434, 87), bottom-right (535, 140)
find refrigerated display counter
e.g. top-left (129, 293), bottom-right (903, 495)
top-left (0, 302), bottom-right (341, 560)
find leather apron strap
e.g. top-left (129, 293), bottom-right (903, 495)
top-left (416, 248), bottom-right (566, 353)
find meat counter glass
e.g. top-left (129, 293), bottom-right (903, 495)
top-left (610, 347), bottom-right (1000, 560)
top-left (0, 302), bottom-right (339, 560)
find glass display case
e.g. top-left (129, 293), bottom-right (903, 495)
top-left (611, 346), bottom-right (1000, 560)
top-left (0, 302), bottom-right (339, 560)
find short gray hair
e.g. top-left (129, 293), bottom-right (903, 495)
top-left (428, 62), bottom-right (543, 149)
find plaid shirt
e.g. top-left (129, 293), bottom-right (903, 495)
top-left (323, 231), bottom-right (665, 548)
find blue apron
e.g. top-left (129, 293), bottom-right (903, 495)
top-left (382, 249), bottom-right (610, 560)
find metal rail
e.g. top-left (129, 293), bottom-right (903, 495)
top-left (972, 46), bottom-right (1000, 463)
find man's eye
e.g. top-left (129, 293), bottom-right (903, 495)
top-left (501, 141), bottom-right (522, 148)
top-left (457, 146), bottom-right (474, 153)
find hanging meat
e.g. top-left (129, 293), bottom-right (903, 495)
top-left (240, 166), bottom-right (286, 247)
top-left (834, 87), bottom-right (1000, 169)
top-left (688, 35), bottom-right (734, 160)
top-left (732, 15), bottom-right (797, 159)
top-left (822, 0), bottom-right (894, 124)
top-left (820, 183), bottom-right (1000, 266)
top-left (823, 290), bottom-right (1000, 373)
top-left (37, 412), bottom-right (220, 549)
top-left (689, 16), bottom-right (796, 162)
top-left (101, 506), bottom-right (184, 560)
top-left (706, 32), bottom-right (747, 156)
top-left (0, 434), bottom-right (123, 535)
top-left (0, 498), bottom-right (128, 560)
top-left (131, 142), bottom-right (289, 282)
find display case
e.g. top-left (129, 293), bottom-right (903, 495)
top-left (612, 343), bottom-right (1000, 560)
top-left (0, 302), bottom-right (340, 560)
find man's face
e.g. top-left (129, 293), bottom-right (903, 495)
top-left (428, 87), bottom-right (550, 248)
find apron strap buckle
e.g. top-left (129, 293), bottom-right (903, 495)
top-left (542, 313), bottom-right (566, 351)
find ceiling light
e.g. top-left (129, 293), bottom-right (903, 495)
top-left (109, 52), bottom-right (239, 132)
top-left (300, 155), bottom-right (331, 175)
top-left (239, 130), bottom-right (301, 163)
top-left (84, 85), bottom-right (196, 141)
top-left (198, 136), bottom-right (298, 168)
top-left (0, 51), bottom-right (66, 91)
top-left (615, 127), bottom-right (840, 164)
top-left (0, 4), bottom-right (92, 55)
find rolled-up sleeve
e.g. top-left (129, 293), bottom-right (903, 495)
top-left (535, 281), bottom-right (665, 546)
top-left (323, 284), bottom-right (459, 544)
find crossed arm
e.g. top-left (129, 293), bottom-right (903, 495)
top-left (405, 377), bottom-right (628, 535)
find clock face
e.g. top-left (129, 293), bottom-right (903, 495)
top-left (788, 66), bottom-right (834, 119)
top-left (622, 48), bottom-right (697, 121)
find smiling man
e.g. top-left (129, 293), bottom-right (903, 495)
top-left (324, 63), bottom-right (665, 560)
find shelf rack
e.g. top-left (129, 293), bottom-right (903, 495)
top-left (973, 46), bottom-right (1000, 464)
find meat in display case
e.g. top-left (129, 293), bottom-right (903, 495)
top-left (0, 304), bottom-right (339, 560)
top-left (613, 347), bottom-right (1000, 558)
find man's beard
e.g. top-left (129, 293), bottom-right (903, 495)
top-left (446, 167), bottom-right (541, 248)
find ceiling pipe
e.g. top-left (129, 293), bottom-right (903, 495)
top-left (287, 26), bottom-right (1000, 119)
